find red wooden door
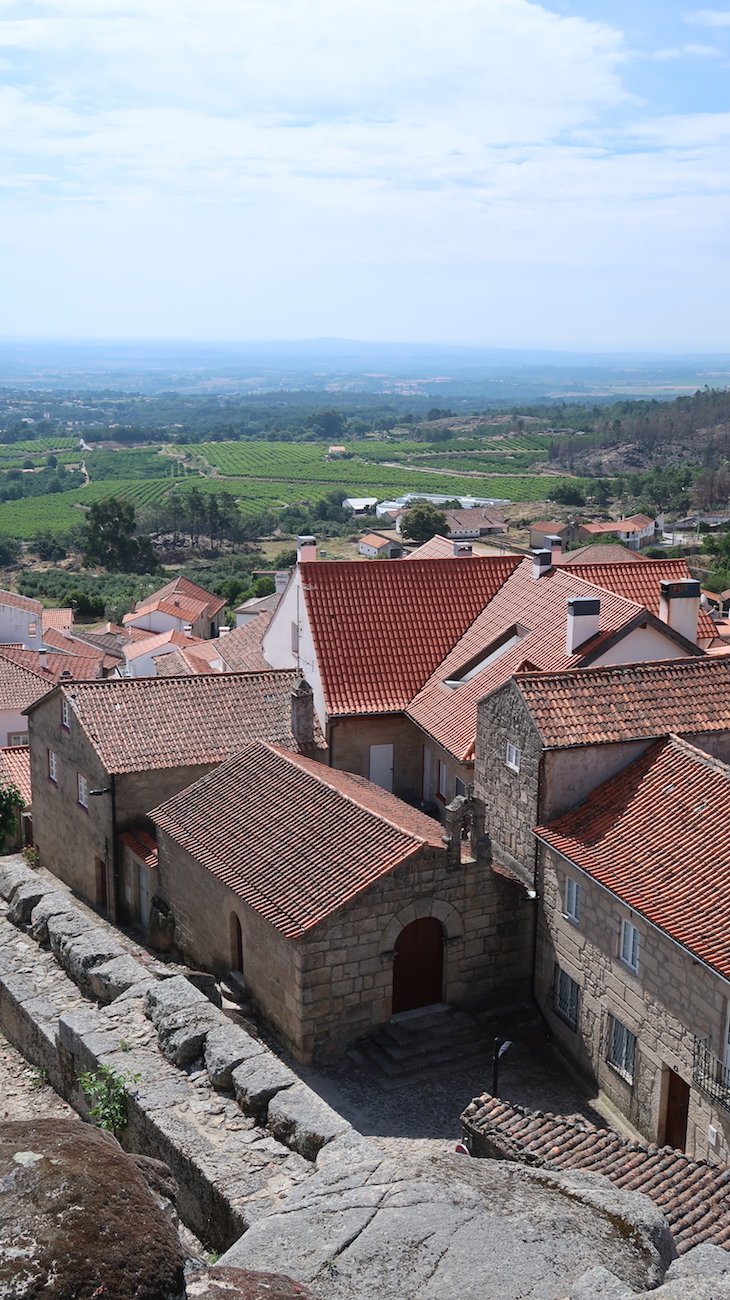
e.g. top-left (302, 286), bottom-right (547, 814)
top-left (664, 1070), bottom-right (689, 1151)
top-left (392, 917), bottom-right (444, 1014)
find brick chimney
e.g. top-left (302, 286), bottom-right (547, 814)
top-left (531, 549), bottom-right (552, 580)
top-left (297, 535), bottom-right (317, 563)
top-left (291, 678), bottom-right (314, 749)
top-left (659, 579), bottom-right (700, 644)
top-left (545, 534), bottom-right (562, 564)
top-left (453, 541), bottom-right (473, 557)
top-left (566, 596), bottom-right (600, 655)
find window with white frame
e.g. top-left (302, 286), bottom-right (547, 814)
top-left (7, 733), bottom-right (28, 747)
top-left (77, 772), bottom-right (89, 809)
top-left (505, 740), bottom-right (521, 773)
top-left (47, 749), bottom-right (57, 783)
top-left (620, 918), bottom-right (640, 972)
top-left (438, 759), bottom-right (449, 800)
top-left (564, 877), bottom-right (580, 924)
top-left (553, 965), bottom-right (579, 1029)
top-left (61, 697), bottom-right (70, 729)
top-left (607, 1015), bottom-right (636, 1083)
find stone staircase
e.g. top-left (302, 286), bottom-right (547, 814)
top-left (349, 1005), bottom-right (492, 1090)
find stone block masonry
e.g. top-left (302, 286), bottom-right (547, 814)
top-left (0, 855), bottom-right (370, 1253)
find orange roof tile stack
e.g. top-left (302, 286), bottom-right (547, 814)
top-left (535, 735), bottom-right (730, 980)
top-left (461, 1095), bottom-right (730, 1254)
top-left (512, 657), bottom-right (730, 748)
top-left (151, 741), bottom-right (443, 937)
top-left (301, 556), bottom-right (521, 715)
top-left (38, 670), bottom-right (324, 772)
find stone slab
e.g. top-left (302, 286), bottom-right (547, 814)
top-left (204, 1022), bottom-right (266, 1089)
top-left (266, 1083), bottom-right (351, 1161)
top-left (232, 1055), bottom-right (298, 1121)
top-left (144, 974), bottom-right (208, 1027)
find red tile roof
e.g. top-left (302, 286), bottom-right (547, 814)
top-left (135, 575), bottom-right (226, 621)
top-left (151, 741), bottom-right (443, 938)
top-left (0, 746), bottom-right (32, 804)
top-left (559, 544), bottom-right (647, 565)
top-left (41, 607), bottom-right (74, 631)
top-left (0, 653), bottom-right (68, 710)
top-left (408, 558), bottom-right (681, 762)
top-left (29, 670), bottom-right (324, 773)
top-left (535, 735), bottom-right (730, 980)
top-left (510, 657), bottom-right (730, 748)
top-left (300, 556), bottom-right (521, 715)
top-left (121, 828), bottom-right (158, 869)
top-left (0, 590), bottom-right (42, 615)
top-left (404, 535), bottom-right (456, 560)
top-left (561, 559), bottom-right (715, 640)
top-left (460, 1095), bottom-right (730, 1254)
top-left (123, 629), bottom-right (205, 662)
top-left (217, 614), bottom-right (273, 673)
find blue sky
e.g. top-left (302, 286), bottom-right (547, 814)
top-left (1, 0), bottom-right (729, 349)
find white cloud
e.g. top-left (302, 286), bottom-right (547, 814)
top-left (686, 8), bottom-right (730, 26)
top-left (650, 42), bottom-right (721, 59)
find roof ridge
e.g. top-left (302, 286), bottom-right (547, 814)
top-left (667, 732), bottom-right (730, 779)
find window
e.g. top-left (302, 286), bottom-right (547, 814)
top-left (455, 777), bottom-right (466, 798)
top-left (47, 749), bottom-right (57, 783)
top-left (620, 918), bottom-right (640, 972)
top-left (7, 733), bottom-right (28, 748)
top-left (438, 760), bottom-right (449, 800)
top-left (505, 740), bottom-right (521, 773)
top-left (607, 1015), bottom-right (637, 1082)
top-left (77, 772), bottom-right (89, 809)
top-left (564, 877), bottom-right (580, 924)
top-left (61, 697), bottom-right (70, 729)
top-left (553, 965), bottom-right (579, 1029)
top-left (290, 620), bottom-right (299, 655)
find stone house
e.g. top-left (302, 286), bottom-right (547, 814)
top-left (150, 741), bottom-right (533, 1061)
top-left (122, 576), bottom-right (226, 640)
top-left (474, 654), bottom-right (730, 885)
top-left (534, 734), bottom-right (730, 1164)
top-left (26, 671), bottom-right (323, 925)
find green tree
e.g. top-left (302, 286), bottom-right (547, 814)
top-left (81, 498), bottom-right (156, 573)
top-left (549, 484), bottom-right (586, 507)
top-left (0, 777), bottom-right (22, 851)
top-left (400, 503), bottom-right (449, 544)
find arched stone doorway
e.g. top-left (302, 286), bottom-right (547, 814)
top-left (230, 913), bottom-right (244, 974)
top-left (392, 917), bottom-right (444, 1014)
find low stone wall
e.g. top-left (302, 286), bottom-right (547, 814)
top-left (0, 856), bottom-right (366, 1253)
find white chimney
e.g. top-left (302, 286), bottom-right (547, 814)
top-left (531, 549), bottom-right (552, 580)
top-left (453, 541), bottom-right (473, 557)
top-left (275, 570), bottom-right (289, 595)
top-left (659, 579), bottom-right (700, 644)
top-left (39, 650), bottom-right (48, 671)
top-left (545, 534), bottom-right (562, 564)
top-left (297, 535), bottom-right (317, 563)
top-left (566, 596), bottom-right (600, 655)
top-left (183, 623), bottom-right (193, 637)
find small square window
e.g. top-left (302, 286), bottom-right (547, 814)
top-left (505, 740), bottom-right (521, 772)
top-left (607, 1015), bottom-right (636, 1083)
top-left (61, 698), bottom-right (70, 729)
top-left (47, 749), bottom-right (57, 783)
top-left (564, 878), bottom-right (580, 924)
top-left (620, 918), bottom-right (640, 972)
top-left (77, 772), bottom-right (89, 809)
top-left (553, 965), bottom-right (579, 1029)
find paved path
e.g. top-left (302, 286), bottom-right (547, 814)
top-left (0, 1029), bottom-right (73, 1124)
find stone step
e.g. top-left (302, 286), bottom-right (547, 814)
top-left (349, 1006), bottom-right (493, 1090)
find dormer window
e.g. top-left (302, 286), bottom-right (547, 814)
top-left (444, 626), bottom-right (527, 689)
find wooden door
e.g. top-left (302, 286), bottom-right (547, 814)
top-left (392, 917), bottom-right (444, 1014)
top-left (664, 1069), bottom-right (690, 1151)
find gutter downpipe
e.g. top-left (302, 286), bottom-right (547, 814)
top-left (531, 753), bottom-right (544, 1005)
top-left (110, 773), bottom-right (120, 924)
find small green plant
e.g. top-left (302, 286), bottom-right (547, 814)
top-left (29, 1066), bottom-right (48, 1090)
top-left (78, 1064), bottom-right (140, 1137)
top-left (118, 1039), bottom-right (131, 1052)
top-left (22, 845), bottom-right (39, 869)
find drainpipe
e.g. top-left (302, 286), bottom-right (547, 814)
top-left (530, 754), bottom-right (544, 1004)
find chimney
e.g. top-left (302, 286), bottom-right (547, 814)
top-left (545, 533), bottom-right (562, 564)
top-left (453, 541), bottom-right (473, 557)
top-left (531, 549), bottom-right (552, 580)
top-left (274, 570), bottom-right (289, 595)
top-left (183, 623), bottom-right (193, 637)
top-left (566, 596), bottom-right (600, 655)
top-left (38, 650), bottom-right (48, 672)
top-left (291, 678), bottom-right (314, 749)
top-left (659, 579), bottom-right (700, 644)
top-left (297, 535), bottom-right (317, 563)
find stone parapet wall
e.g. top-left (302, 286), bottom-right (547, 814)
top-left (0, 855), bottom-right (368, 1252)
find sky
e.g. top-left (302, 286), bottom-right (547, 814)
top-left (1, 0), bottom-right (730, 349)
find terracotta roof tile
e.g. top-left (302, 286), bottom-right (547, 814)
top-left (512, 656), bottom-right (730, 748)
top-left (560, 559), bottom-right (715, 640)
top-left (460, 1094), bottom-right (730, 1254)
top-left (300, 556), bottom-right (521, 715)
top-left (0, 746), bottom-right (31, 804)
top-left (0, 646), bottom-right (101, 684)
top-left (559, 544), bottom-right (647, 565)
top-left (32, 670), bottom-right (324, 773)
top-left (0, 590), bottom-right (42, 615)
top-left (0, 652), bottom-right (78, 710)
top-left (216, 614), bottom-right (273, 673)
top-left (134, 575), bottom-right (226, 621)
top-left (120, 827), bottom-right (158, 869)
top-left (153, 649), bottom-right (195, 676)
top-left (407, 558), bottom-right (671, 762)
top-left (124, 629), bottom-right (205, 662)
top-left (404, 535), bottom-right (456, 559)
top-left (151, 741), bottom-right (443, 937)
top-left (41, 608), bottom-right (74, 631)
top-left (535, 735), bottom-right (730, 979)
